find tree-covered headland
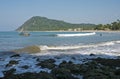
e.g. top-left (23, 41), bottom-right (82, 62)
top-left (16, 16), bottom-right (120, 31)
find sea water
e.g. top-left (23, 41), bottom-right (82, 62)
top-left (0, 31), bottom-right (120, 77)
top-left (0, 31), bottom-right (120, 56)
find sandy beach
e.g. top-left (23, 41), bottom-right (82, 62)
top-left (26, 30), bottom-right (120, 33)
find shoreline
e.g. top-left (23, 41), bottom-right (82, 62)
top-left (2, 30), bottom-right (119, 33)
top-left (21, 30), bottom-right (120, 33)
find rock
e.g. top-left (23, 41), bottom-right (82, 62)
top-left (44, 59), bottom-right (56, 63)
top-left (36, 58), bottom-right (40, 62)
top-left (68, 61), bottom-right (73, 64)
top-left (3, 71), bottom-right (54, 79)
top-left (55, 56), bottom-right (61, 59)
top-left (10, 54), bottom-right (20, 58)
top-left (59, 61), bottom-right (84, 75)
top-left (3, 68), bottom-right (16, 79)
top-left (77, 65), bottom-right (88, 74)
top-left (84, 61), bottom-right (98, 69)
top-left (84, 73), bottom-right (109, 79)
top-left (115, 69), bottom-right (120, 75)
top-left (93, 58), bottom-right (120, 67)
top-left (82, 59), bottom-right (120, 79)
top-left (51, 68), bottom-right (75, 79)
top-left (89, 53), bottom-right (95, 56)
top-left (18, 72), bottom-right (53, 79)
top-left (6, 60), bottom-right (19, 67)
top-left (84, 69), bottom-right (109, 79)
top-left (38, 72), bottom-right (55, 79)
top-left (59, 61), bottom-right (68, 68)
top-left (71, 57), bottom-right (76, 60)
top-left (21, 65), bottom-right (29, 69)
top-left (2, 58), bottom-right (120, 79)
top-left (36, 59), bottom-right (56, 69)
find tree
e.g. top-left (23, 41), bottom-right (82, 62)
top-left (95, 19), bottom-right (120, 30)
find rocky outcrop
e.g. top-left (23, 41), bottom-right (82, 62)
top-left (6, 60), bottom-right (19, 67)
top-left (36, 59), bottom-right (56, 69)
top-left (2, 56), bottom-right (120, 79)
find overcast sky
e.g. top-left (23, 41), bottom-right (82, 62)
top-left (0, 0), bottom-right (120, 31)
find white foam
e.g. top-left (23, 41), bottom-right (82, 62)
top-left (39, 45), bottom-right (48, 50)
top-left (115, 40), bottom-right (120, 44)
top-left (97, 42), bottom-right (115, 46)
top-left (38, 41), bottom-right (116, 51)
top-left (38, 45), bottom-right (94, 51)
top-left (56, 32), bottom-right (96, 37)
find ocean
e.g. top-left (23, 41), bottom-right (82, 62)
top-left (0, 31), bottom-right (120, 77)
top-left (0, 31), bottom-right (120, 55)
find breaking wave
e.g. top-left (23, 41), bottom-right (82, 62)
top-left (38, 40), bottom-right (120, 51)
top-left (13, 40), bottom-right (120, 54)
top-left (56, 32), bottom-right (96, 37)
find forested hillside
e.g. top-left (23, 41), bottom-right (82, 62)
top-left (16, 16), bottom-right (96, 31)
top-left (16, 16), bottom-right (120, 31)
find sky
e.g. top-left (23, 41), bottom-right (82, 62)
top-left (0, 0), bottom-right (120, 31)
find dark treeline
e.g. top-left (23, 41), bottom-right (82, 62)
top-left (95, 19), bottom-right (120, 30)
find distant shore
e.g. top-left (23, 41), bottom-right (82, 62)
top-left (25, 30), bottom-right (120, 33)
top-left (80, 30), bottom-right (120, 32)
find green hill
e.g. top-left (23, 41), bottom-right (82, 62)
top-left (16, 16), bottom-right (96, 31)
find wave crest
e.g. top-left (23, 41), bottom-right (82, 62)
top-left (38, 40), bottom-right (120, 51)
top-left (56, 32), bottom-right (96, 37)
top-left (13, 40), bottom-right (120, 53)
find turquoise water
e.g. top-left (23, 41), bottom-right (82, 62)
top-left (0, 31), bottom-right (120, 51)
